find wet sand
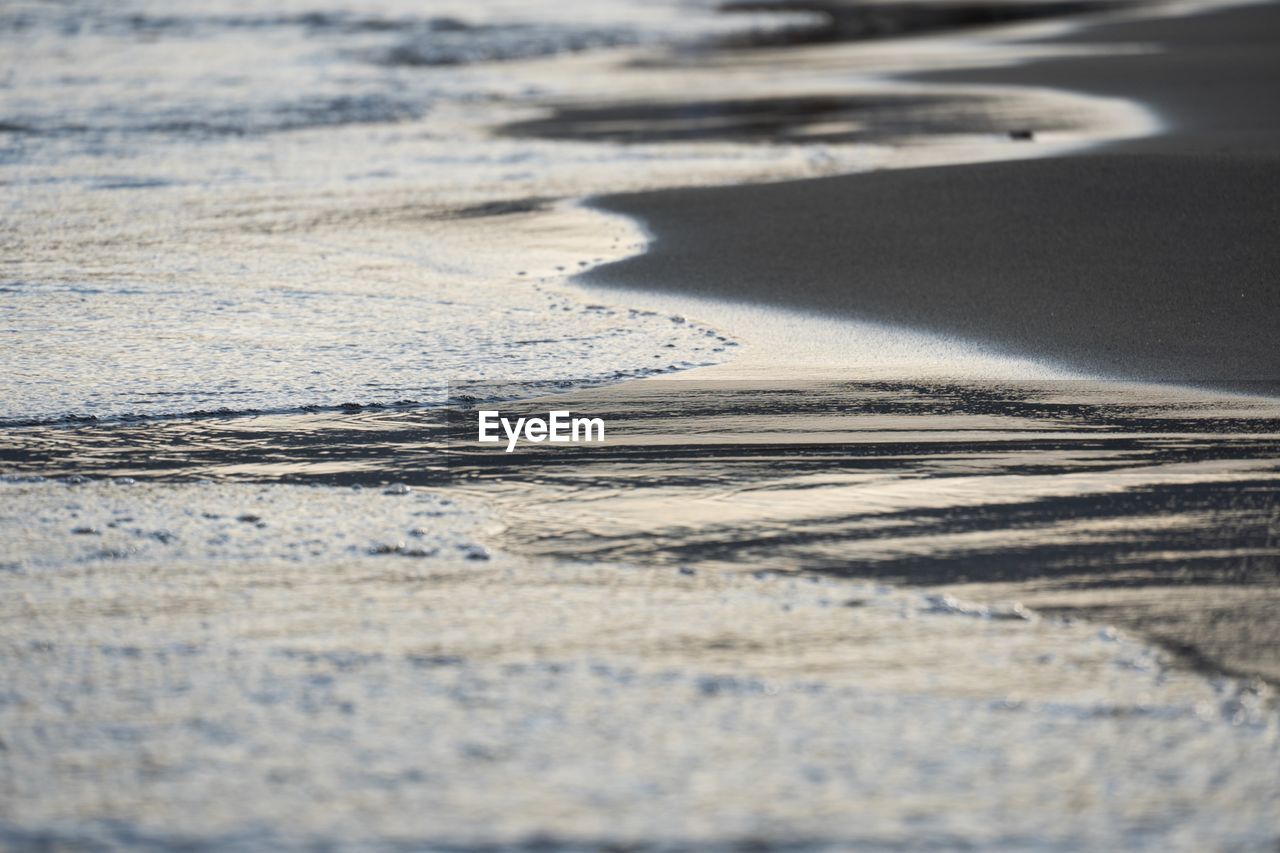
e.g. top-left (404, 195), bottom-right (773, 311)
top-left (5, 3), bottom-right (1280, 846)
top-left (585, 1), bottom-right (1280, 387)
top-left (4, 384), bottom-right (1280, 846)
top-left (5, 379), bottom-right (1279, 683)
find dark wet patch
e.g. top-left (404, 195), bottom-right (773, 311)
top-left (447, 198), bottom-right (555, 220)
top-left (3, 380), bottom-right (1278, 683)
top-left (718, 0), bottom-right (1127, 47)
top-left (1, 10), bottom-right (446, 39)
top-left (91, 177), bottom-right (178, 191)
top-left (502, 93), bottom-right (1073, 146)
top-left (3, 94), bottom-right (425, 143)
top-left (377, 23), bottom-right (639, 68)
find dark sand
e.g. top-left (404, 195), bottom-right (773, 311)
top-left (584, 1), bottom-right (1280, 386)
top-left (565, 3), bottom-right (1280, 683)
top-left (6, 379), bottom-right (1278, 682)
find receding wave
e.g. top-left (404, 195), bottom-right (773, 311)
top-left (4, 377), bottom-right (1277, 686)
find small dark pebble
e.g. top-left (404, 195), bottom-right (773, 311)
top-left (1008, 129), bottom-right (1035, 141)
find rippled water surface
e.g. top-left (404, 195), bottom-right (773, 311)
top-left (5, 379), bottom-right (1279, 677)
top-left (3, 378), bottom-right (1280, 846)
top-left (2, 0), bottom-right (1167, 422)
top-left (4, 0), bottom-right (1280, 848)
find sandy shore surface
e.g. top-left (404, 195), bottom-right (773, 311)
top-left (3, 475), bottom-right (1278, 848)
top-left (5, 2), bottom-right (1280, 848)
top-left (586, 1), bottom-right (1280, 387)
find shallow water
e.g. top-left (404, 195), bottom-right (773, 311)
top-left (3, 379), bottom-right (1280, 847)
top-left (4, 477), bottom-right (1277, 849)
top-left (2, 0), bottom-right (1167, 423)
top-left (4, 0), bottom-right (1280, 847)
top-left (5, 379), bottom-right (1278, 678)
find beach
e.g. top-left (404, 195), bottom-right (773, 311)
top-left (586, 1), bottom-right (1280, 387)
top-left (3, 0), bottom-right (1280, 848)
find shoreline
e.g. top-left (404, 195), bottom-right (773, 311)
top-left (5, 2), bottom-right (1280, 846)
top-left (581, 0), bottom-right (1280, 391)
top-left (552, 0), bottom-right (1280, 687)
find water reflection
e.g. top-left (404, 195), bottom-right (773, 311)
top-left (4, 379), bottom-right (1278, 680)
